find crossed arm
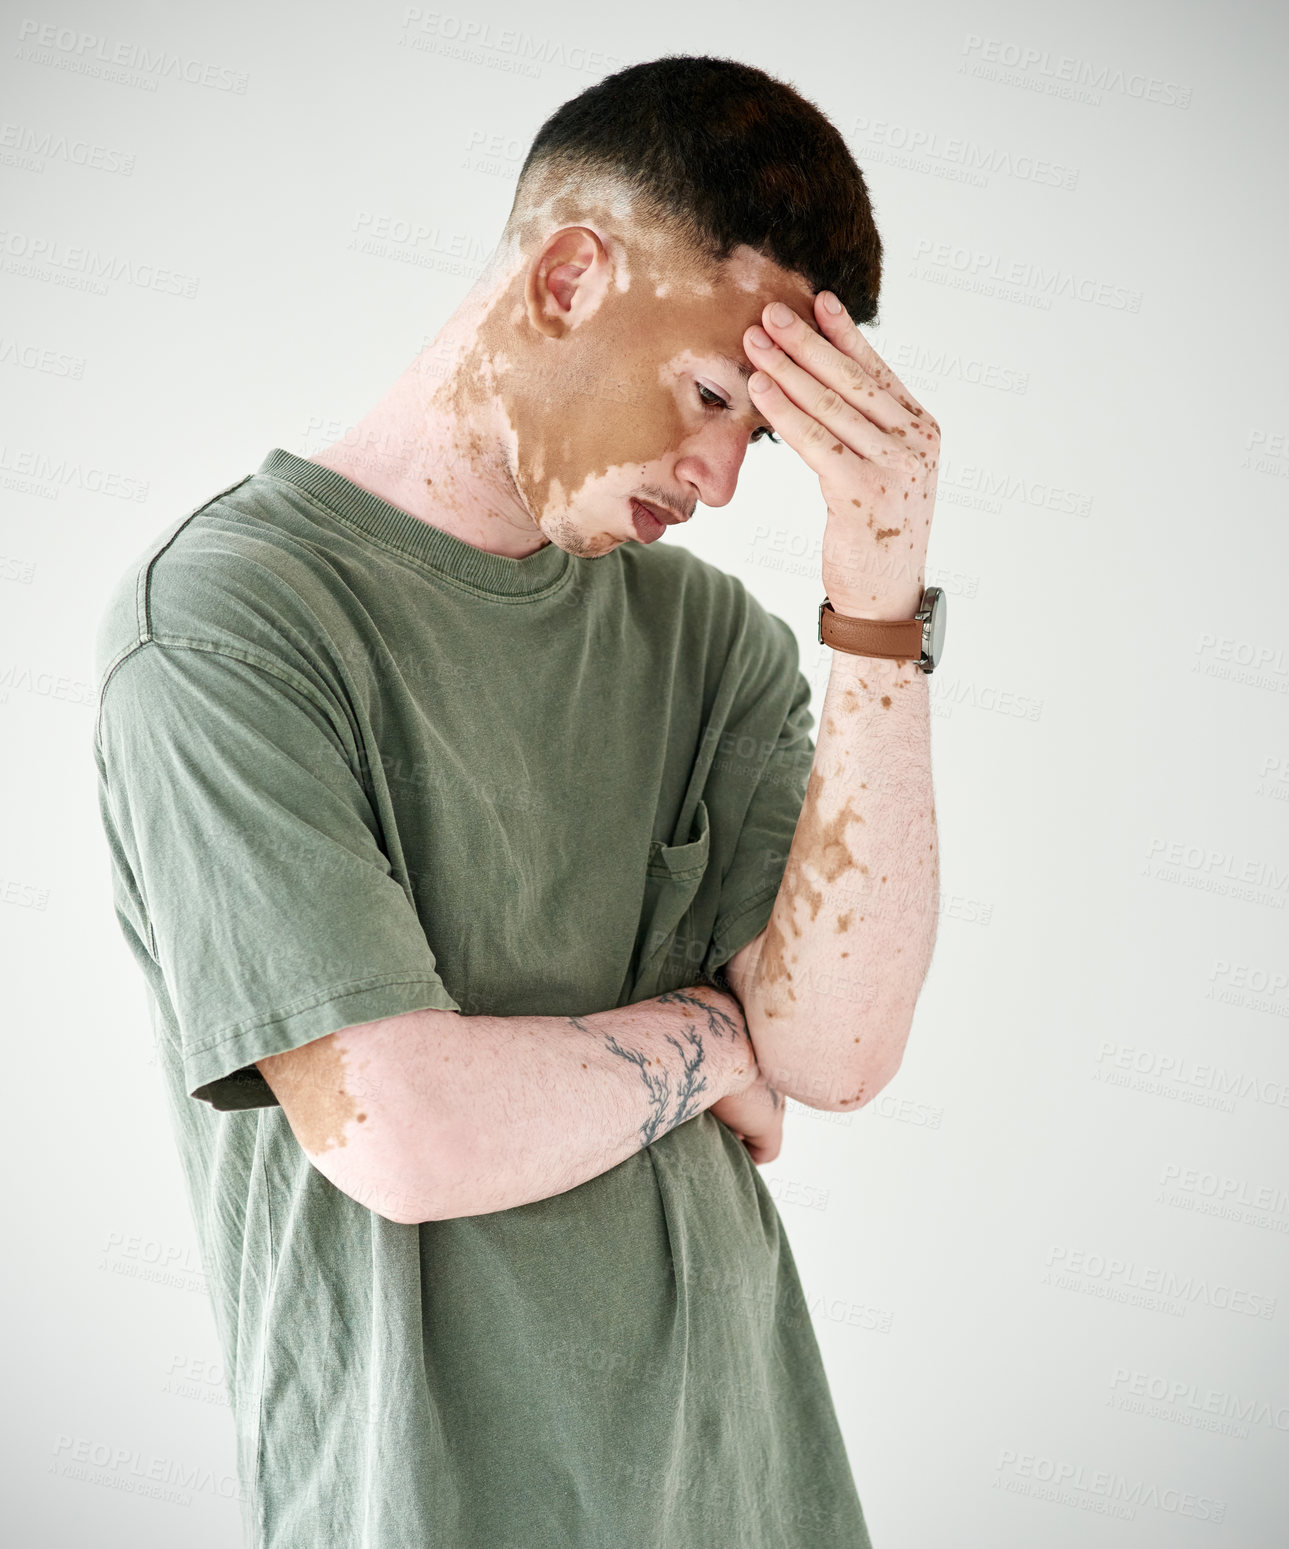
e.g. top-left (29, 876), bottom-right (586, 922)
top-left (720, 643), bottom-right (940, 1113)
top-left (256, 638), bottom-right (938, 1221)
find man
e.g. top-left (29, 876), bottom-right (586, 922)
top-left (92, 54), bottom-right (940, 1548)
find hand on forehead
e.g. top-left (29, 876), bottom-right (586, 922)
top-left (706, 259), bottom-right (823, 357)
top-left (741, 282), bottom-right (825, 352)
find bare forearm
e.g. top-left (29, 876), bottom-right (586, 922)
top-left (382, 988), bottom-right (756, 1222)
top-left (709, 278), bottom-right (945, 1112)
top-left (741, 647), bottom-right (939, 1110)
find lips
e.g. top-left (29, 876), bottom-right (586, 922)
top-left (630, 500), bottom-right (666, 543)
top-left (635, 498), bottom-right (683, 526)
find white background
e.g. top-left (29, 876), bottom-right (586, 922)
top-left (2, 1), bottom-right (1287, 1544)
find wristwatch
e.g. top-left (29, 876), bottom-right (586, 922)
top-left (817, 586), bottom-right (946, 674)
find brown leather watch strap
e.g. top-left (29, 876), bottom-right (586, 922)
top-left (818, 598), bottom-right (924, 663)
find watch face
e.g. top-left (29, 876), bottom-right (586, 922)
top-left (924, 587), bottom-right (947, 669)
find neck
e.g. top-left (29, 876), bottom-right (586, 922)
top-left (307, 251), bottom-right (552, 560)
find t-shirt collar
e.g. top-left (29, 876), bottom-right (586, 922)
top-left (256, 447), bottom-right (574, 599)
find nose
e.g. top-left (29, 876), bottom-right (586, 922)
top-left (673, 425), bottom-right (751, 510)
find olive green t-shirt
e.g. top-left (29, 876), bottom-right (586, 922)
top-left (91, 447), bottom-right (873, 1548)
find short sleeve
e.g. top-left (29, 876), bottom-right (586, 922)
top-left (701, 633), bottom-right (816, 983)
top-left (95, 640), bottom-right (460, 1111)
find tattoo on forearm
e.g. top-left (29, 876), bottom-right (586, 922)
top-left (572, 989), bottom-right (743, 1148)
top-left (656, 986), bottom-right (743, 1041)
top-left (603, 1023), bottom-right (707, 1146)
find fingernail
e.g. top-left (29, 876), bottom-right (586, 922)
top-left (769, 302), bottom-right (795, 327)
top-left (822, 291), bottom-right (843, 315)
top-left (749, 372), bottom-right (771, 392)
top-left (747, 326), bottom-right (773, 349)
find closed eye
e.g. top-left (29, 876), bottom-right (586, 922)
top-left (696, 383), bottom-right (780, 444)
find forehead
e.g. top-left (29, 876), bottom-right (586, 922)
top-left (682, 245), bottom-right (817, 315)
top-left (717, 243), bottom-right (817, 304)
top-left (651, 244), bottom-right (820, 344)
top-left (686, 256), bottom-right (822, 382)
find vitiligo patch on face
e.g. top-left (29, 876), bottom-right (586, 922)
top-left (438, 198), bottom-right (817, 535)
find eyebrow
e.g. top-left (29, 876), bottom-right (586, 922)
top-left (716, 352), bottom-right (753, 382)
top-left (715, 353), bottom-right (774, 432)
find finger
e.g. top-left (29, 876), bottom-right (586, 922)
top-left (812, 293), bottom-right (935, 427)
top-left (757, 301), bottom-right (913, 434)
top-left (808, 303), bottom-right (940, 470)
top-left (747, 366), bottom-right (887, 474)
top-left (746, 332), bottom-right (890, 462)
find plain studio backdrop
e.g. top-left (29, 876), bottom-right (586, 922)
top-left (3, 0), bottom-right (1286, 1543)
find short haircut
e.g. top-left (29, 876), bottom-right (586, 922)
top-left (502, 54), bottom-right (883, 325)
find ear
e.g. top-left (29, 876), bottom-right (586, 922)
top-left (524, 226), bottom-right (611, 339)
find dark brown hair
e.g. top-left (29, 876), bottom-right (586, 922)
top-left (505, 54), bottom-right (883, 325)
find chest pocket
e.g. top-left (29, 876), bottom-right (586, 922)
top-left (627, 798), bottom-right (712, 1002)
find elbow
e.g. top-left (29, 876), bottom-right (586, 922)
top-left (382, 1124), bottom-right (484, 1225)
top-left (306, 1136), bottom-right (466, 1227)
top-left (300, 1159), bottom-right (434, 1226)
top-left (263, 1012), bottom-right (471, 1225)
top-left (382, 1133), bottom-right (472, 1224)
top-left (756, 1012), bottom-right (911, 1114)
top-left (807, 1054), bottom-right (903, 1113)
top-left (345, 1170), bottom-right (459, 1227)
